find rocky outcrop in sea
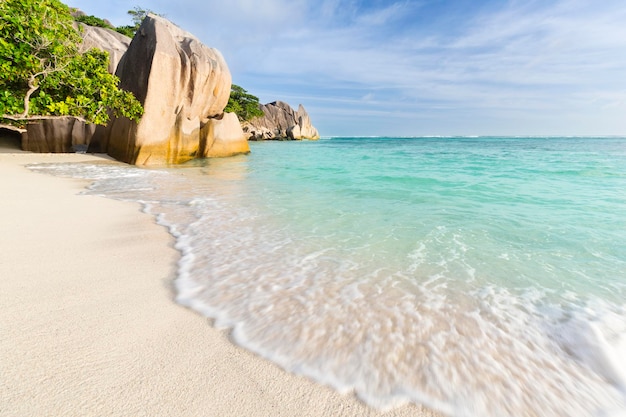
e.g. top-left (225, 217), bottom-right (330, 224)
top-left (242, 101), bottom-right (319, 141)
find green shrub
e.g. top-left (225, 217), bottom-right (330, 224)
top-left (225, 85), bottom-right (264, 121)
top-left (0, 0), bottom-right (143, 125)
top-left (74, 14), bottom-right (114, 30)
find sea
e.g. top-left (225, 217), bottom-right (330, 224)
top-left (30, 136), bottom-right (626, 417)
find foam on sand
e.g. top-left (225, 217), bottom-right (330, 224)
top-left (0, 141), bottom-right (436, 417)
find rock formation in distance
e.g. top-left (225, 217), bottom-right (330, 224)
top-left (89, 14), bottom-right (249, 165)
top-left (242, 101), bottom-right (319, 141)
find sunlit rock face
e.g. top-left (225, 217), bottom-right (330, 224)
top-left (200, 112), bottom-right (250, 158)
top-left (243, 101), bottom-right (320, 141)
top-left (90, 14), bottom-right (248, 165)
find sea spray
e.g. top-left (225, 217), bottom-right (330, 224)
top-left (29, 136), bottom-right (626, 416)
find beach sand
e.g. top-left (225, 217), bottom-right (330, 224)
top-left (0, 135), bottom-right (440, 416)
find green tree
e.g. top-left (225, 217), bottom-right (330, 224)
top-left (74, 14), bottom-right (114, 30)
top-left (34, 49), bottom-right (143, 125)
top-left (114, 25), bottom-right (136, 38)
top-left (0, 0), bottom-right (142, 125)
top-left (225, 84), bottom-right (264, 121)
top-left (128, 6), bottom-right (153, 26)
top-left (116, 6), bottom-right (159, 38)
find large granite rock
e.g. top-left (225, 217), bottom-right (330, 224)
top-left (200, 112), bottom-right (250, 157)
top-left (79, 24), bottom-right (131, 74)
top-left (22, 117), bottom-right (95, 153)
top-left (242, 101), bottom-right (319, 141)
top-left (90, 14), bottom-right (248, 165)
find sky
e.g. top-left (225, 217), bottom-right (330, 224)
top-left (64, 0), bottom-right (626, 137)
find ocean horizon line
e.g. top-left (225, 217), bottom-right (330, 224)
top-left (319, 134), bottom-right (626, 139)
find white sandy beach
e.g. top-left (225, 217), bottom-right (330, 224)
top-left (0, 135), bottom-right (440, 417)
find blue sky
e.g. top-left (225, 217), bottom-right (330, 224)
top-left (64, 0), bottom-right (626, 136)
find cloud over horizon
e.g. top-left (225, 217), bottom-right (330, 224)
top-left (65, 0), bottom-right (626, 136)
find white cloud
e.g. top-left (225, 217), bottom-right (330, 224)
top-left (354, 2), bottom-right (411, 26)
top-left (64, 0), bottom-right (626, 135)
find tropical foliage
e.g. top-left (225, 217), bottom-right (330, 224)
top-left (225, 84), bottom-right (264, 121)
top-left (73, 14), bottom-right (114, 30)
top-left (0, 0), bottom-right (142, 126)
top-left (115, 7), bottom-right (157, 37)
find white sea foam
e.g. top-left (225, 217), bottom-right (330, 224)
top-left (553, 306), bottom-right (626, 393)
top-left (163, 190), bottom-right (626, 416)
top-left (29, 137), bottom-right (626, 417)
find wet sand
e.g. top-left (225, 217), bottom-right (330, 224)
top-left (0, 136), bottom-right (440, 416)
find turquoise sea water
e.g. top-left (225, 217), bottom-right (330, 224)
top-left (32, 137), bottom-right (626, 416)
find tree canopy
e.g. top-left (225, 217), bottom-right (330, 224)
top-left (0, 0), bottom-right (142, 126)
top-left (73, 7), bottom-right (160, 39)
top-left (115, 7), bottom-right (159, 38)
top-left (225, 84), bottom-right (264, 122)
top-left (73, 14), bottom-right (114, 30)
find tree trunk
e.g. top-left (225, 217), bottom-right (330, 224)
top-left (19, 75), bottom-right (40, 119)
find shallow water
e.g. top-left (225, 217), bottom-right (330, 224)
top-left (31, 137), bottom-right (626, 416)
